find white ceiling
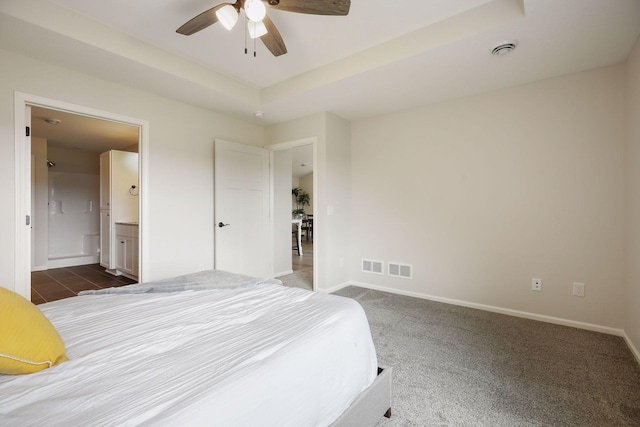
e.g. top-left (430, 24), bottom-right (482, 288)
top-left (1, 0), bottom-right (640, 127)
top-left (31, 106), bottom-right (139, 153)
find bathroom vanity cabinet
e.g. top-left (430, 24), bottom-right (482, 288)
top-left (99, 150), bottom-right (138, 276)
top-left (115, 223), bottom-right (138, 280)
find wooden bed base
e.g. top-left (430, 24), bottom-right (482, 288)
top-left (331, 366), bottom-right (392, 427)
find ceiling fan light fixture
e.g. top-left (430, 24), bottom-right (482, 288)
top-left (216, 5), bottom-right (238, 30)
top-left (248, 20), bottom-right (268, 39)
top-left (245, 0), bottom-right (266, 22)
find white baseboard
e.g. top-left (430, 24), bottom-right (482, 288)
top-left (47, 255), bottom-right (99, 269)
top-left (335, 280), bottom-right (626, 338)
top-left (623, 331), bottom-right (640, 365)
top-left (31, 265), bottom-right (48, 272)
top-left (273, 269), bottom-right (293, 278)
top-left (318, 282), bottom-right (350, 294)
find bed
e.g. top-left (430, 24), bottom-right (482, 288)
top-left (0, 270), bottom-right (392, 426)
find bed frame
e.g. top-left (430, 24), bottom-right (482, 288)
top-left (331, 366), bottom-right (392, 426)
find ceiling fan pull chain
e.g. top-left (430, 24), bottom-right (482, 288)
top-left (244, 17), bottom-right (248, 55)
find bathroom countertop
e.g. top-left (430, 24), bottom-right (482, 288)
top-left (115, 221), bottom-right (139, 226)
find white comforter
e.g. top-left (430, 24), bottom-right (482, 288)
top-left (0, 281), bottom-right (377, 426)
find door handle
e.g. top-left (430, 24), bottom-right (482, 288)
top-left (218, 222), bottom-right (230, 227)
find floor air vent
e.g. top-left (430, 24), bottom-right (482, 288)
top-left (388, 263), bottom-right (412, 279)
top-left (362, 259), bottom-right (384, 275)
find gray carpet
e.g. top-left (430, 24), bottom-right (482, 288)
top-left (328, 286), bottom-right (640, 426)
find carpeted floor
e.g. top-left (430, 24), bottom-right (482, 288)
top-left (329, 286), bottom-right (640, 426)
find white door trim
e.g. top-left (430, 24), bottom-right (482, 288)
top-left (266, 137), bottom-right (318, 291)
top-left (14, 91), bottom-right (149, 299)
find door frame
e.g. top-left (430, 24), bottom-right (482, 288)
top-left (13, 91), bottom-right (149, 299)
top-left (267, 137), bottom-right (318, 291)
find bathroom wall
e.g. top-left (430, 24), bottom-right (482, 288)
top-left (31, 137), bottom-right (48, 271)
top-left (46, 146), bottom-right (101, 268)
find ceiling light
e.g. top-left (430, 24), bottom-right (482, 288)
top-left (248, 20), bottom-right (268, 39)
top-left (254, 111), bottom-right (264, 119)
top-left (44, 118), bottom-right (61, 125)
top-left (245, 0), bottom-right (266, 22)
top-left (492, 41), bottom-right (518, 56)
top-left (216, 5), bottom-right (238, 30)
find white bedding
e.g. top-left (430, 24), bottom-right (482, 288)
top-left (0, 280), bottom-right (377, 426)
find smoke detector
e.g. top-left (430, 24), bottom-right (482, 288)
top-left (492, 41), bottom-right (518, 56)
top-left (254, 111), bottom-right (264, 120)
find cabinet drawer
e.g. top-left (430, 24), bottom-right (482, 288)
top-left (115, 224), bottom-right (138, 238)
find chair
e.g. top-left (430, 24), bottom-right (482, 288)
top-left (292, 225), bottom-right (301, 256)
top-left (302, 215), bottom-right (313, 242)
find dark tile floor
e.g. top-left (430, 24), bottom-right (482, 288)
top-left (31, 264), bottom-right (136, 304)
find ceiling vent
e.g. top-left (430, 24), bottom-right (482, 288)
top-left (491, 41), bottom-right (517, 56)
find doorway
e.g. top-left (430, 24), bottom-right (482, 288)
top-left (30, 107), bottom-right (140, 303)
top-left (268, 138), bottom-right (317, 291)
top-left (14, 92), bottom-right (149, 301)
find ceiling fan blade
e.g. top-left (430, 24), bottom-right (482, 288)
top-left (266, 0), bottom-right (350, 16)
top-left (176, 3), bottom-right (231, 35)
top-left (260, 15), bottom-right (287, 57)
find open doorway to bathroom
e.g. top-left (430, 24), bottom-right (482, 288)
top-left (30, 106), bottom-right (140, 303)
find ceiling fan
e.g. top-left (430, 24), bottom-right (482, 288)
top-left (176, 0), bottom-right (351, 57)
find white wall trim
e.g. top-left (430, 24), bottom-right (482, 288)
top-left (319, 281), bottom-right (351, 295)
top-left (623, 331), bottom-right (640, 365)
top-left (14, 91), bottom-right (149, 298)
top-left (266, 137), bottom-right (316, 152)
top-left (332, 280), bottom-right (626, 338)
top-left (273, 269), bottom-right (294, 278)
top-left (14, 95), bottom-right (29, 298)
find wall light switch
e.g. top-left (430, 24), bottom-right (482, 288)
top-left (573, 282), bottom-right (585, 297)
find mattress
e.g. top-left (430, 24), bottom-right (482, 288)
top-left (0, 276), bottom-right (377, 426)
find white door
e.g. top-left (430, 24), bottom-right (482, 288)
top-left (215, 139), bottom-right (271, 277)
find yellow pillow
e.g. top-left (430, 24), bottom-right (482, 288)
top-left (0, 287), bottom-right (68, 375)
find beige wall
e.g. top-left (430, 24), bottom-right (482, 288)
top-left (31, 137), bottom-right (48, 271)
top-left (625, 37), bottom-right (640, 355)
top-left (47, 146), bottom-right (100, 174)
top-left (1, 48), bottom-right (263, 293)
top-left (299, 172), bottom-right (314, 214)
top-left (350, 64), bottom-right (627, 330)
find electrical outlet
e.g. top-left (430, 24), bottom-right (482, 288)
top-left (531, 278), bottom-right (542, 292)
top-left (573, 282), bottom-right (585, 297)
